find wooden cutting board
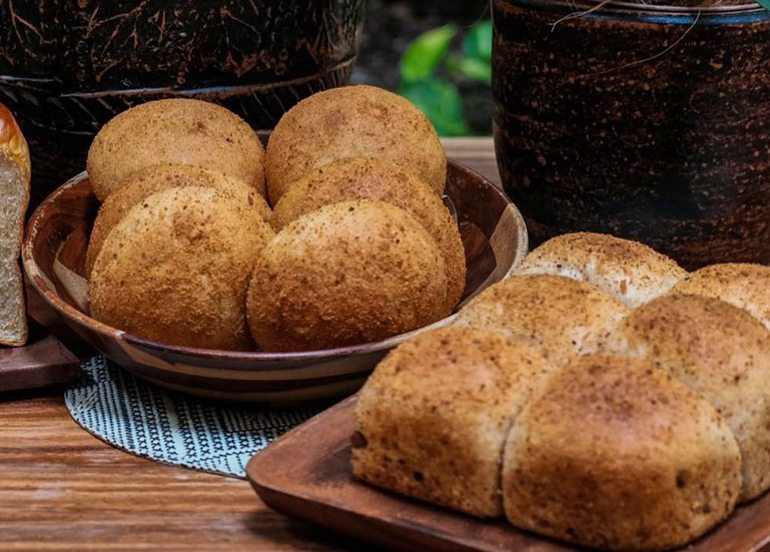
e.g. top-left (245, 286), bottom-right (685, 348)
top-left (247, 396), bottom-right (770, 552)
top-left (0, 322), bottom-right (79, 393)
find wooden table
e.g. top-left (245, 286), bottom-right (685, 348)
top-left (0, 139), bottom-right (500, 551)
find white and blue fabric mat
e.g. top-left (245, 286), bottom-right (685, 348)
top-left (64, 356), bottom-right (322, 478)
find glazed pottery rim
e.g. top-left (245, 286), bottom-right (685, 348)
top-left (23, 163), bottom-right (528, 367)
top-left (500, 0), bottom-right (769, 17)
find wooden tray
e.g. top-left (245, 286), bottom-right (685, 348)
top-left (247, 396), bottom-right (770, 552)
top-left (0, 322), bottom-right (79, 393)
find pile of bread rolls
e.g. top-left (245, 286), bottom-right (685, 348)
top-left (353, 231), bottom-right (770, 551)
top-left (84, 86), bottom-right (466, 352)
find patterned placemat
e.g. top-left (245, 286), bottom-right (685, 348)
top-left (64, 356), bottom-right (323, 478)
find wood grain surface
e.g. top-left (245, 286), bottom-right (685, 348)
top-left (0, 138), bottom-right (498, 551)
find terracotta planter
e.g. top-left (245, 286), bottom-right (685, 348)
top-left (0, 0), bottom-right (363, 202)
top-left (492, 0), bottom-right (770, 268)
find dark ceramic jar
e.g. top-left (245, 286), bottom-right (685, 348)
top-left (492, 0), bottom-right (770, 268)
top-left (0, 0), bottom-right (363, 201)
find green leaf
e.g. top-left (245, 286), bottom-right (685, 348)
top-left (757, 0), bottom-right (770, 10)
top-left (400, 25), bottom-right (457, 83)
top-left (462, 21), bottom-right (493, 62)
top-left (446, 55), bottom-right (492, 84)
top-left (398, 79), bottom-right (470, 137)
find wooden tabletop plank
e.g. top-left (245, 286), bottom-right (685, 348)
top-left (0, 139), bottom-right (499, 550)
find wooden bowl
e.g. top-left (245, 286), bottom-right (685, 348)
top-left (22, 162), bottom-right (528, 403)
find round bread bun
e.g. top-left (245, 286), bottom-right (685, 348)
top-left (265, 85), bottom-right (446, 204)
top-left (454, 274), bottom-right (630, 366)
top-left (86, 163), bottom-right (272, 277)
top-left (272, 157), bottom-right (465, 310)
top-left (90, 186), bottom-right (274, 350)
top-left (671, 263), bottom-right (770, 331)
top-left (87, 98), bottom-right (266, 201)
top-left (602, 294), bottom-right (770, 502)
top-left (353, 326), bottom-right (559, 518)
top-left (246, 200), bottom-right (449, 352)
top-left (518, 232), bottom-right (687, 307)
top-left (503, 354), bottom-right (742, 551)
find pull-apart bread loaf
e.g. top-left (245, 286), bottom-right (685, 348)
top-left (86, 163), bottom-right (272, 276)
top-left (453, 274), bottom-right (630, 365)
top-left (90, 186), bottom-right (274, 350)
top-left (353, 327), bottom-right (559, 517)
top-left (518, 232), bottom-right (686, 307)
top-left (265, 85), bottom-right (446, 203)
top-left (672, 263), bottom-right (770, 331)
top-left (602, 294), bottom-right (770, 502)
top-left (0, 104), bottom-right (31, 346)
top-left (87, 98), bottom-right (266, 201)
top-left (503, 354), bottom-right (742, 552)
top-left (271, 156), bottom-right (466, 311)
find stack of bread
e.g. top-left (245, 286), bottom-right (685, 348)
top-left (84, 86), bottom-right (466, 352)
top-left (353, 231), bottom-right (770, 551)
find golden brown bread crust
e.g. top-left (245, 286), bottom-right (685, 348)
top-left (0, 103), bottom-right (30, 346)
top-left (503, 354), bottom-right (742, 551)
top-left (246, 200), bottom-right (449, 352)
top-left (85, 163), bottom-right (271, 277)
top-left (265, 85), bottom-right (446, 204)
top-left (271, 157), bottom-right (465, 311)
top-left (672, 263), bottom-right (770, 331)
top-left (353, 327), bottom-right (559, 517)
top-left (602, 294), bottom-right (770, 502)
top-left (0, 104), bottom-right (31, 184)
top-left (87, 99), bottom-right (266, 201)
top-left (518, 232), bottom-right (687, 307)
top-left (89, 186), bottom-right (274, 350)
top-left (454, 274), bottom-right (630, 365)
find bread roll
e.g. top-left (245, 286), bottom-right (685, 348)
top-left (90, 186), bottom-right (274, 350)
top-left (247, 200), bottom-right (449, 352)
top-left (503, 354), bottom-right (742, 551)
top-left (603, 294), bottom-right (770, 502)
top-left (672, 263), bottom-right (770, 331)
top-left (518, 232), bottom-right (687, 307)
top-left (86, 163), bottom-right (271, 277)
top-left (0, 103), bottom-right (30, 346)
top-left (87, 99), bottom-right (265, 201)
top-left (454, 274), bottom-right (630, 365)
top-left (353, 327), bottom-right (559, 517)
top-left (265, 85), bottom-right (446, 203)
top-left (271, 157), bottom-right (465, 310)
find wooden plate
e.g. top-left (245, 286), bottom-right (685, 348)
top-left (22, 162), bottom-right (528, 403)
top-left (247, 396), bottom-right (770, 552)
top-left (0, 322), bottom-right (79, 393)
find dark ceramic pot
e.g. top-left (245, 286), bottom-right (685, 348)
top-left (492, 0), bottom-right (770, 268)
top-left (0, 0), bottom-right (363, 203)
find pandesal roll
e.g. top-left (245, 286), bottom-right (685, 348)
top-left (265, 85), bottom-right (446, 203)
top-left (271, 156), bottom-right (465, 310)
top-left (503, 354), bottom-right (742, 552)
top-left (518, 232), bottom-right (687, 307)
top-left (353, 327), bottom-right (559, 517)
top-left (454, 274), bottom-right (630, 365)
top-left (90, 186), bottom-right (274, 350)
top-left (672, 263), bottom-right (770, 331)
top-left (87, 98), bottom-right (266, 201)
top-left (247, 200), bottom-right (450, 352)
top-left (602, 294), bottom-right (770, 502)
top-left (86, 163), bottom-right (272, 277)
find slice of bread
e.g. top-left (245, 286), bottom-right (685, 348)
top-left (0, 104), bottom-right (31, 347)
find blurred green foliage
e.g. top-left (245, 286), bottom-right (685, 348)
top-left (398, 21), bottom-right (492, 137)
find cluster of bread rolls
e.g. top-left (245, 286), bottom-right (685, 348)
top-left (85, 86), bottom-right (465, 352)
top-left (353, 231), bottom-right (770, 551)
